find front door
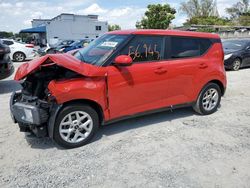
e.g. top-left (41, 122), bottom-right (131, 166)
top-left (107, 35), bottom-right (169, 119)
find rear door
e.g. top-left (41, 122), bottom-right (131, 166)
top-left (164, 36), bottom-right (213, 106)
top-left (107, 35), bottom-right (169, 119)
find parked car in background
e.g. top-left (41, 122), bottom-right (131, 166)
top-left (58, 39), bottom-right (92, 53)
top-left (66, 48), bottom-right (83, 56)
top-left (223, 39), bottom-right (250, 71)
top-left (37, 40), bottom-right (75, 55)
top-left (1, 39), bottom-right (37, 62)
top-left (0, 40), bottom-right (14, 80)
top-left (10, 30), bottom-right (226, 148)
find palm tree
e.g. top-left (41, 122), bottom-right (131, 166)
top-left (226, 0), bottom-right (249, 19)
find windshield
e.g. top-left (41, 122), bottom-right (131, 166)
top-left (222, 40), bottom-right (247, 50)
top-left (74, 34), bottom-right (129, 66)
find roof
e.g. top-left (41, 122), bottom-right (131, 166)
top-left (108, 29), bottom-right (220, 39)
top-left (20, 26), bottom-right (46, 33)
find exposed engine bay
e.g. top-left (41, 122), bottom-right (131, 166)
top-left (21, 63), bottom-right (81, 99)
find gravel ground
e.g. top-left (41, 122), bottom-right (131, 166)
top-left (0, 63), bottom-right (250, 188)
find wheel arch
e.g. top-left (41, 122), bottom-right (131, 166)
top-left (62, 99), bottom-right (104, 124)
top-left (48, 99), bottom-right (105, 139)
top-left (206, 79), bottom-right (225, 96)
top-left (234, 56), bottom-right (242, 62)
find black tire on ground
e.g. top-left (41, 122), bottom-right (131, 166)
top-left (53, 104), bottom-right (99, 149)
top-left (193, 83), bottom-right (222, 115)
top-left (13, 52), bottom-right (25, 62)
top-left (232, 58), bottom-right (241, 71)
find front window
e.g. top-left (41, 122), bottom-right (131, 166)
top-left (119, 36), bottom-right (164, 63)
top-left (222, 40), bottom-right (247, 50)
top-left (74, 34), bottom-right (129, 66)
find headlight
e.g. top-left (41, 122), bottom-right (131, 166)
top-left (224, 54), bottom-right (232, 60)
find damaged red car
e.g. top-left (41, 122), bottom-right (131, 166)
top-left (10, 30), bottom-right (227, 148)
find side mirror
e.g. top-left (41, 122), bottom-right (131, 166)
top-left (246, 46), bottom-right (250, 51)
top-left (114, 55), bottom-right (132, 66)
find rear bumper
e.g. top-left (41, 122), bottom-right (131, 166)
top-left (25, 50), bottom-right (39, 60)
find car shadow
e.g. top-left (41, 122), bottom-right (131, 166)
top-left (24, 107), bottom-right (195, 150)
top-left (92, 107), bottom-right (195, 143)
top-left (0, 80), bottom-right (22, 94)
top-left (24, 133), bottom-right (59, 149)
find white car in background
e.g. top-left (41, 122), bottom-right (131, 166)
top-left (1, 39), bottom-right (37, 62)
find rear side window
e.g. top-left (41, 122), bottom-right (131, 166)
top-left (120, 36), bottom-right (164, 63)
top-left (2, 40), bottom-right (14, 46)
top-left (170, 37), bottom-right (212, 59)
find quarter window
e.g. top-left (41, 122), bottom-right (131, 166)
top-left (170, 37), bottom-right (212, 59)
top-left (120, 36), bottom-right (164, 63)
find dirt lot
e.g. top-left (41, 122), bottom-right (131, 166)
top-left (0, 63), bottom-right (250, 188)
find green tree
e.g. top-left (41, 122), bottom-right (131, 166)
top-left (108, 24), bottom-right (121, 31)
top-left (180, 0), bottom-right (218, 18)
top-left (238, 12), bottom-right (250, 25)
top-left (0, 31), bottom-right (14, 38)
top-left (136, 4), bottom-right (176, 29)
top-left (184, 16), bottom-right (231, 25)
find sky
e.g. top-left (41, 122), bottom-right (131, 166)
top-left (0, 0), bottom-right (237, 33)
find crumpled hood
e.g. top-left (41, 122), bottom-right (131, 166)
top-left (14, 53), bottom-right (107, 80)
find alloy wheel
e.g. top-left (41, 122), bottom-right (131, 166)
top-left (59, 111), bottom-right (93, 143)
top-left (14, 53), bottom-right (25, 62)
top-left (202, 88), bottom-right (219, 111)
top-left (233, 60), bottom-right (241, 71)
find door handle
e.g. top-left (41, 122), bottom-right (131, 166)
top-left (154, 67), bottom-right (167, 74)
top-left (199, 63), bottom-right (208, 69)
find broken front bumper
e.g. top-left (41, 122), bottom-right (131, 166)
top-left (10, 92), bottom-right (50, 137)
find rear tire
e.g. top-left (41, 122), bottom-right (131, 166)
top-left (193, 83), bottom-right (221, 115)
top-left (54, 104), bottom-right (99, 148)
top-left (232, 58), bottom-right (241, 71)
top-left (13, 52), bottom-right (25, 62)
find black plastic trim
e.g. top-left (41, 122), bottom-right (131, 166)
top-left (103, 101), bottom-right (195, 125)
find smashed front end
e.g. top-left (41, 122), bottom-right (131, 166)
top-left (10, 55), bottom-right (84, 137)
top-left (10, 72), bottom-right (81, 137)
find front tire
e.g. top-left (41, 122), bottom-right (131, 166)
top-left (193, 83), bottom-right (221, 115)
top-left (54, 104), bottom-right (99, 148)
top-left (13, 52), bottom-right (25, 62)
top-left (232, 58), bottom-right (241, 71)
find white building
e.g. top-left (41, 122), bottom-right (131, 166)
top-left (20, 13), bottom-right (108, 45)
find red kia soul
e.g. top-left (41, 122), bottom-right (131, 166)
top-left (10, 30), bottom-right (227, 148)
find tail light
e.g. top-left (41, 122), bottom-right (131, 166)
top-left (25, 44), bottom-right (34, 48)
